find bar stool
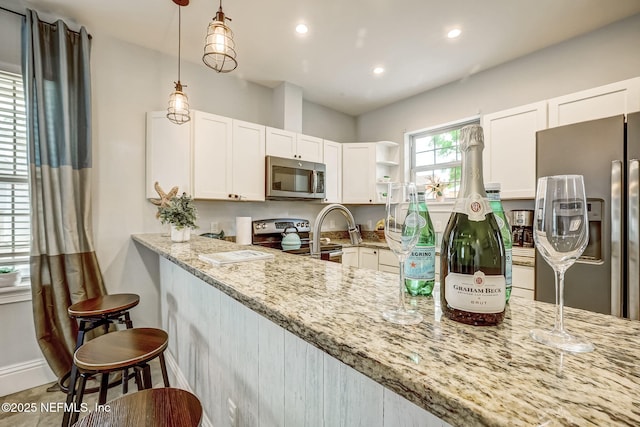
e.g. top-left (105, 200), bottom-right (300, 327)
top-left (62, 294), bottom-right (141, 393)
top-left (63, 327), bottom-right (170, 426)
top-left (71, 388), bottom-right (202, 427)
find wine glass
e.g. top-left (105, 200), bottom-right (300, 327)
top-left (530, 175), bottom-right (594, 353)
top-left (382, 182), bottom-right (424, 325)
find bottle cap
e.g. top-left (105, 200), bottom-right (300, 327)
top-left (485, 182), bottom-right (501, 192)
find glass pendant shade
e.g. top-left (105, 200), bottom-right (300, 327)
top-left (167, 81), bottom-right (191, 125)
top-left (203, 8), bottom-right (238, 73)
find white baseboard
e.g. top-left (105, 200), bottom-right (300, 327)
top-left (165, 351), bottom-right (213, 427)
top-left (0, 358), bottom-right (57, 397)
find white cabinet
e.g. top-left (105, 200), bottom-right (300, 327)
top-left (548, 77), bottom-right (640, 127)
top-left (512, 265), bottom-right (535, 300)
top-left (231, 120), bottom-right (267, 201)
top-left (266, 127), bottom-right (323, 162)
top-left (378, 249), bottom-right (399, 274)
top-left (145, 111), bottom-right (192, 198)
top-left (147, 110), bottom-right (265, 201)
top-left (323, 140), bottom-right (342, 203)
top-left (192, 111), bottom-right (233, 199)
top-left (482, 102), bottom-right (547, 199)
top-left (342, 247), bottom-right (358, 267)
top-left (358, 247), bottom-right (379, 271)
top-left (342, 141), bottom-right (399, 204)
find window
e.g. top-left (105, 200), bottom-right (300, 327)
top-left (409, 118), bottom-right (479, 200)
top-left (0, 69), bottom-right (29, 281)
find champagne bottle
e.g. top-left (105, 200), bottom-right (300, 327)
top-left (405, 192), bottom-right (436, 296)
top-left (440, 125), bottom-right (506, 326)
top-left (486, 183), bottom-right (513, 302)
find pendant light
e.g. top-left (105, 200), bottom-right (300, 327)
top-left (202, 0), bottom-right (238, 73)
top-left (167, 0), bottom-right (191, 125)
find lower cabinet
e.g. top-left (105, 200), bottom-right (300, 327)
top-left (341, 247), bottom-right (359, 267)
top-left (378, 249), bottom-right (399, 274)
top-left (512, 265), bottom-right (535, 300)
top-left (359, 247), bottom-right (379, 271)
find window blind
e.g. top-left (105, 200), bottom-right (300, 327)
top-left (0, 70), bottom-right (29, 278)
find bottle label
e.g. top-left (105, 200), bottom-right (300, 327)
top-left (452, 193), bottom-right (492, 222)
top-left (405, 246), bottom-right (435, 280)
top-left (445, 271), bottom-right (506, 313)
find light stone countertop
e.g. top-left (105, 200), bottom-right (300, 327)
top-left (133, 233), bottom-right (640, 427)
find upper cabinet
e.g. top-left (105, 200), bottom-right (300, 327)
top-left (265, 127), bottom-right (323, 162)
top-left (146, 110), bottom-right (266, 202)
top-left (548, 77), bottom-right (640, 127)
top-left (482, 101), bottom-right (547, 199)
top-left (342, 141), bottom-right (399, 204)
top-left (323, 139), bottom-right (342, 203)
top-left (146, 111), bottom-right (192, 198)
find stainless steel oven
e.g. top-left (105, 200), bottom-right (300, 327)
top-left (251, 218), bottom-right (342, 263)
top-left (266, 156), bottom-right (326, 200)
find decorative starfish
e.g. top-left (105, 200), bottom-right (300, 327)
top-left (149, 182), bottom-right (179, 218)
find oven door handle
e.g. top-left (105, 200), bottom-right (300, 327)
top-left (328, 250), bottom-right (343, 258)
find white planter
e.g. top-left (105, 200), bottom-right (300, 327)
top-left (0, 271), bottom-right (22, 287)
top-left (170, 225), bottom-right (191, 243)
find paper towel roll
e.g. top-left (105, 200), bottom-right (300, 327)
top-left (236, 217), bottom-right (252, 245)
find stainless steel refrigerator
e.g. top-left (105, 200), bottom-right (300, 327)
top-left (536, 112), bottom-right (640, 319)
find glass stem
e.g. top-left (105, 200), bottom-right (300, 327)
top-left (554, 269), bottom-right (566, 334)
top-left (398, 260), bottom-right (407, 311)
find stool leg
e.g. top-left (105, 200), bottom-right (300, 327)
top-left (98, 373), bottom-right (109, 405)
top-left (134, 366), bottom-right (144, 391)
top-left (122, 368), bottom-right (129, 394)
top-left (71, 374), bottom-right (88, 425)
top-left (61, 366), bottom-right (79, 427)
top-left (124, 311), bottom-right (133, 329)
top-left (159, 352), bottom-right (170, 387)
top-left (141, 363), bottom-right (152, 389)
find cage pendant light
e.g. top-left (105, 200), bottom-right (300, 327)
top-left (167, 0), bottom-right (191, 125)
top-left (202, 0), bottom-right (238, 73)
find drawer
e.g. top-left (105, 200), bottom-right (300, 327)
top-left (378, 249), bottom-right (398, 267)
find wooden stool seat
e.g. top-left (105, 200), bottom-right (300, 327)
top-left (72, 388), bottom-right (202, 427)
top-left (68, 293), bottom-right (140, 318)
top-left (74, 328), bottom-right (168, 372)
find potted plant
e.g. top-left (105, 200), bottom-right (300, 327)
top-left (0, 266), bottom-right (22, 287)
top-left (158, 193), bottom-right (198, 242)
top-left (425, 176), bottom-right (447, 202)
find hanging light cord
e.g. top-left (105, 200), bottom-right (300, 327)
top-left (177, 5), bottom-right (182, 83)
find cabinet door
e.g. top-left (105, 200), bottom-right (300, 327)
top-left (342, 143), bottom-right (376, 203)
top-left (192, 111), bottom-right (233, 199)
top-left (232, 120), bottom-right (266, 201)
top-left (359, 248), bottom-right (379, 271)
top-left (296, 134), bottom-right (323, 162)
top-left (323, 140), bottom-right (342, 203)
top-left (342, 247), bottom-right (358, 267)
top-left (548, 77), bottom-right (640, 127)
top-left (266, 127), bottom-right (297, 159)
top-left (482, 102), bottom-right (547, 198)
top-left (146, 111), bottom-right (192, 198)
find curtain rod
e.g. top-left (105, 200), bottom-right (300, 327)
top-left (0, 5), bottom-right (92, 39)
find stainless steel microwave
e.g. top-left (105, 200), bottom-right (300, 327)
top-left (266, 155), bottom-right (326, 200)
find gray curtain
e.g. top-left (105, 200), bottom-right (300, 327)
top-left (22, 9), bottom-right (107, 379)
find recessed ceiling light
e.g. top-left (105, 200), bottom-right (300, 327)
top-left (373, 67), bottom-right (385, 75)
top-left (447, 28), bottom-right (462, 39)
top-left (296, 24), bottom-right (308, 34)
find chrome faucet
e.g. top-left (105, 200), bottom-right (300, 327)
top-left (311, 204), bottom-right (362, 258)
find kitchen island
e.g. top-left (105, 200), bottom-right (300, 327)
top-left (133, 233), bottom-right (640, 426)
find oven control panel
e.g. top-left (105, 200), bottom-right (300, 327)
top-left (252, 218), bottom-right (311, 234)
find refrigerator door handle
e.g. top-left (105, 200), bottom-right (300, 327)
top-left (628, 159), bottom-right (640, 320)
top-left (611, 160), bottom-right (623, 317)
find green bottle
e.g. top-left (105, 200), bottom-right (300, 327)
top-left (440, 125), bottom-right (506, 326)
top-left (486, 183), bottom-right (512, 302)
top-left (404, 192), bottom-right (436, 296)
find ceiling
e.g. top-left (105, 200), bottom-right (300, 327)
top-left (10, 0), bottom-right (640, 116)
